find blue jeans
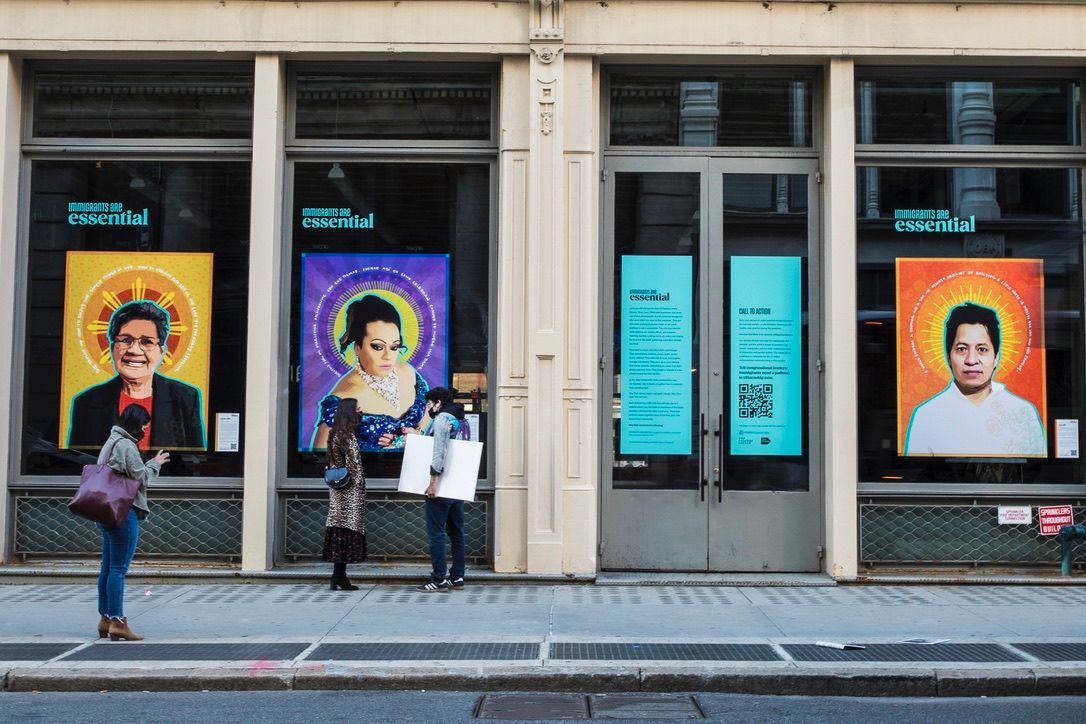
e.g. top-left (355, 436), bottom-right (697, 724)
top-left (424, 497), bottom-right (465, 583)
top-left (97, 508), bottom-right (139, 618)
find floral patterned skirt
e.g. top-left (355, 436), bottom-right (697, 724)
top-left (322, 526), bottom-right (367, 563)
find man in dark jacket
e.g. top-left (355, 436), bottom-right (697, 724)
top-left (66, 300), bottom-right (205, 450)
top-left (415, 386), bottom-right (467, 593)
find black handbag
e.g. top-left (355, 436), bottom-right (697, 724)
top-left (68, 438), bottom-right (141, 528)
top-left (324, 465), bottom-right (350, 490)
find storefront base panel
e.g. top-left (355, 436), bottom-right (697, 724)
top-left (280, 492), bottom-right (490, 564)
top-left (12, 493), bottom-right (243, 559)
top-left (860, 503), bottom-right (1086, 566)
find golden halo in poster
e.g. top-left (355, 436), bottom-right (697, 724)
top-left (59, 252), bottom-right (213, 451)
top-left (896, 258), bottom-right (1047, 458)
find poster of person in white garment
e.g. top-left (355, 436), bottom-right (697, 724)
top-left (897, 259), bottom-right (1047, 458)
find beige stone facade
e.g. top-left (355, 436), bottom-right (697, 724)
top-left (2, 1), bottom-right (1085, 578)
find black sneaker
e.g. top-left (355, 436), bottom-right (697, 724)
top-left (415, 579), bottom-right (450, 593)
top-left (449, 577), bottom-right (465, 590)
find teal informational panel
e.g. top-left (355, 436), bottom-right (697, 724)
top-left (730, 256), bottom-right (802, 456)
top-left (620, 255), bottom-right (693, 455)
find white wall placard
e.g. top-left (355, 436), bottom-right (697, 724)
top-left (997, 506), bottom-right (1031, 525)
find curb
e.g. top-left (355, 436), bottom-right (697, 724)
top-left (5, 666), bottom-right (1085, 696)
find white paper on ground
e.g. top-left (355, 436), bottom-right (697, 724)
top-left (397, 434), bottom-right (483, 502)
top-left (814, 641), bottom-right (866, 650)
top-left (897, 638), bottom-right (950, 645)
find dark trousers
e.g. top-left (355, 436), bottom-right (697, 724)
top-left (97, 508), bottom-right (139, 618)
top-left (424, 497), bottom-right (465, 583)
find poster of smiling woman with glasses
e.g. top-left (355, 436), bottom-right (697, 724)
top-left (897, 258), bottom-right (1048, 458)
top-left (300, 254), bottom-right (449, 453)
top-left (60, 251), bottom-right (212, 451)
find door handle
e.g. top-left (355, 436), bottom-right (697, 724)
top-left (699, 413), bottom-right (708, 502)
top-left (716, 413), bottom-right (723, 503)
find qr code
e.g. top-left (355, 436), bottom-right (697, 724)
top-left (738, 384), bottom-right (774, 418)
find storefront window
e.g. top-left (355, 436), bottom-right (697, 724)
top-left (856, 74), bottom-right (1080, 146)
top-left (856, 166), bottom-right (1084, 485)
top-left (31, 66), bottom-right (254, 139)
top-left (21, 160), bottom-right (252, 477)
top-left (287, 162), bottom-right (491, 481)
top-left (609, 70), bottom-right (813, 147)
top-left (293, 67), bottom-right (493, 141)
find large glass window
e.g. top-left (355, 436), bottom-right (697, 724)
top-left (856, 166), bottom-right (1084, 485)
top-left (22, 160), bottom-right (252, 478)
top-left (293, 67), bottom-right (493, 141)
top-left (31, 66), bottom-right (254, 139)
top-left (609, 70), bottom-right (814, 147)
top-left (856, 73), bottom-right (1081, 146)
top-left (287, 162), bottom-right (491, 481)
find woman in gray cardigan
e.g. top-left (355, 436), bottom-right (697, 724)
top-left (96, 404), bottom-right (169, 641)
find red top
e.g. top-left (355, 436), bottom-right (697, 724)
top-left (118, 392), bottom-right (152, 451)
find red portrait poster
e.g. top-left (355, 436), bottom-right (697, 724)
top-left (896, 259), bottom-right (1047, 458)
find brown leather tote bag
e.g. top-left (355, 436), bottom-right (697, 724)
top-left (67, 438), bottom-right (142, 529)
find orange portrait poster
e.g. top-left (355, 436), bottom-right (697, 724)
top-left (896, 259), bottom-right (1047, 458)
top-left (59, 252), bottom-right (213, 451)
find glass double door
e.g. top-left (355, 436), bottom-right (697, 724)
top-left (601, 157), bottom-right (822, 572)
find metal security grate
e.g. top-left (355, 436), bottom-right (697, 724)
top-left (784, 643), bottom-right (1025, 663)
top-left (860, 504), bottom-right (1086, 565)
top-left (557, 587), bottom-right (742, 606)
top-left (282, 495), bottom-right (487, 561)
top-left (0, 643), bottom-right (80, 661)
top-left (550, 643), bottom-right (781, 661)
top-left (308, 642), bottom-right (539, 661)
top-left (476, 694), bottom-right (589, 720)
top-left (13, 496), bottom-right (242, 558)
top-left (62, 643), bottom-right (309, 661)
top-left (1013, 643), bottom-right (1086, 661)
top-left (743, 587), bottom-right (940, 606)
top-left (370, 586), bottom-right (545, 605)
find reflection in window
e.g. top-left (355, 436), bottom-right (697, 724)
top-left (294, 68), bottom-right (494, 140)
top-left (610, 72), bottom-right (813, 147)
top-left (32, 67), bottom-right (254, 139)
top-left (856, 76), bottom-right (1080, 145)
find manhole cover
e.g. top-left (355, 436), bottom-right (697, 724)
top-left (475, 693), bottom-right (588, 720)
top-left (591, 694), bottom-right (704, 719)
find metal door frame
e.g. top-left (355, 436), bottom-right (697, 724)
top-left (600, 155), bottom-right (824, 571)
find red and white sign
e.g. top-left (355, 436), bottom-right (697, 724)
top-left (1038, 505), bottom-right (1075, 536)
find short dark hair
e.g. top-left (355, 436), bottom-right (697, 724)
top-left (944, 302), bottom-right (1001, 357)
top-left (118, 403), bottom-right (151, 442)
top-left (425, 386), bottom-right (454, 407)
top-left (108, 301), bottom-right (170, 347)
top-left (338, 295), bottom-right (401, 353)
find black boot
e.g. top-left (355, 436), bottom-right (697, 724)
top-left (330, 561), bottom-right (359, 591)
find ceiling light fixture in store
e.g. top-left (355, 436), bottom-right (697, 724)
top-left (328, 162), bottom-right (345, 179)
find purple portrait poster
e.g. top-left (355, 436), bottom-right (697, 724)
top-left (299, 253), bottom-right (449, 451)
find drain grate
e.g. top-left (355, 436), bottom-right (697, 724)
top-left (550, 642), bottom-right (780, 661)
top-left (590, 694), bottom-right (704, 720)
top-left (476, 694), bottom-right (588, 720)
top-left (0, 643), bottom-right (80, 660)
top-left (61, 643), bottom-right (309, 661)
top-left (308, 642), bottom-right (539, 661)
top-left (1013, 643), bottom-right (1086, 661)
top-left (784, 643), bottom-right (1025, 663)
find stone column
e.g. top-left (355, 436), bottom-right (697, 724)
top-left (241, 54), bottom-right (287, 571)
top-left (952, 82), bottom-right (1000, 220)
top-left (823, 58), bottom-right (858, 580)
top-left (0, 54), bottom-right (21, 563)
top-left (495, 0), bottom-right (598, 574)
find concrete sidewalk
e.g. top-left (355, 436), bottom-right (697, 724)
top-left (0, 578), bottom-right (1084, 697)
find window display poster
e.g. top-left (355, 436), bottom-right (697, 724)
top-left (896, 258), bottom-right (1047, 457)
top-left (619, 255), bottom-right (692, 455)
top-left (59, 251), bottom-right (213, 451)
top-left (730, 256), bottom-right (802, 456)
top-left (299, 253), bottom-right (449, 452)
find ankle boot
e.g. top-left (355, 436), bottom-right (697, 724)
top-left (97, 615), bottom-right (111, 638)
top-left (331, 576), bottom-right (359, 591)
top-left (108, 617), bottom-right (144, 642)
